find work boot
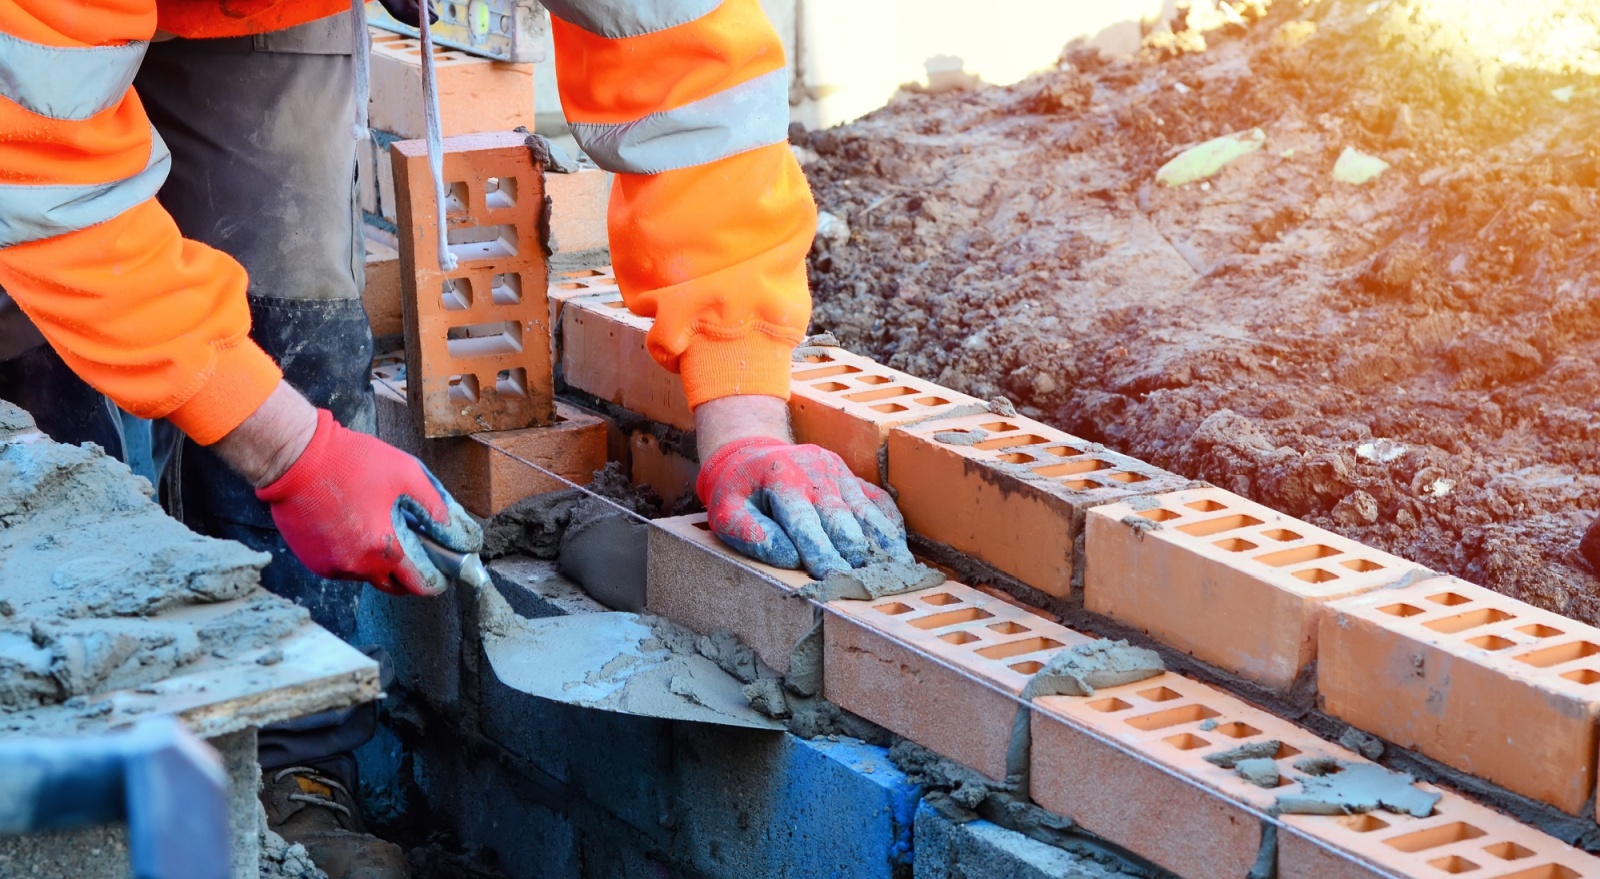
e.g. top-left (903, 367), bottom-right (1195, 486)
top-left (261, 764), bottom-right (412, 879)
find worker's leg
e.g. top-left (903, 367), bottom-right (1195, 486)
top-left (133, 12), bottom-right (376, 641)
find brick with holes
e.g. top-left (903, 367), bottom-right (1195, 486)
top-left (1083, 487), bottom-right (1428, 692)
top-left (559, 291), bottom-right (695, 431)
top-left (393, 131), bottom-right (554, 437)
top-left (825, 582), bottom-right (1092, 781)
top-left (790, 348), bottom-right (986, 484)
top-left (1320, 576), bottom-right (1600, 815)
top-left (367, 30), bottom-right (534, 141)
top-left (547, 266), bottom-right (620, 329)
top-left (888, 412), bottom-right (1193, 599)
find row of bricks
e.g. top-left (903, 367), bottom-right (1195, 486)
top-left (644, 513), bottom-right (1600, 879)
top-left (558, 276), bottom-right (1600, 817)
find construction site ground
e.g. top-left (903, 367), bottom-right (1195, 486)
top-left (801, 1), bottom-right (1600, 622)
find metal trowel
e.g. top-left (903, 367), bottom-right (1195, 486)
top-left (476, 577), bottom-right (785, 730)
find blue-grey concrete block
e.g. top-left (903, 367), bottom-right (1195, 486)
top-left (913, 802), bottom-right (1145, 879)
top-left (355, 582), bottom-right (465, 715)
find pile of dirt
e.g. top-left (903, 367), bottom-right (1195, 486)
top-left (802, 0), bottom-right (1600, 619)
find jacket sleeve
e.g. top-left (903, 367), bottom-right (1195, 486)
top-left (0, 1), bottom-right (282, 445)
top-left (544, 0), bottom-right (815, 407)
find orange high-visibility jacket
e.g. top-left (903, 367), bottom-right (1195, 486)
top-left (0, 0), bottom-right (814, 445)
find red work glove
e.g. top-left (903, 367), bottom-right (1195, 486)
top-left (697, 437), bottom-right (912, 578)
top-left (256, 409), bottom-right (482, 596)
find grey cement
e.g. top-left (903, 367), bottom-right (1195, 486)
top-left (1275, 758), bottom-right (1442, 818)
top-left (1204, 741), bottom-right (1283, 769)
top-left (798, 559), bottom-right (946, 602)
top-left (1019, 640), bottom-right (1165, 699)
top-left (1233, 758), bottom-right (1281, 789)
top-left (915, 805), bottom-right (1149, 879)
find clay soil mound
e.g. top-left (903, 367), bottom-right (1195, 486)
top-left (803, 1), bottom-right (1600, 619)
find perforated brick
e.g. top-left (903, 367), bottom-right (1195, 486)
top-left (1084, 486), bottom-right (1427, 691)
top-left (1321, 576), bottom-right (1600, 815)
top-left (888, 412), bottom-right (1192, 599)
top-left (559, 292), bottom-right (694, 431)
top-left (547, 265), bottom-right (619, 328)
top-left (392, 131), bottom-right (554, 437)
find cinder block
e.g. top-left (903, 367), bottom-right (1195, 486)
top-left (825, 581), bottom-right (1092, 781)
top-left (1084, 486), bottom-right (1427, 692)
top-left (363, 233), bottom-right (402, 338)
top-left (392, 131), bottom-right (554, 437)
top-left (1320, 576), bottom-right (1600, 815)
top-left (545, 166), bottom-right (611, 254)
top-left (646, 514), bottom-right (815, 675)
top-left (790, 347), bottom-right (984, 484)
top-left (367, 29), bottom-right (533, 140)
top-left (560, 292), bottom-right (694, 431)
top-left (629, 432), bottom-right (698, 507)
top-left (888, 412), bottom-right (1192, 600)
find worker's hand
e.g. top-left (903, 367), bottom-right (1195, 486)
top-left (695, 396), bottom-right (911, 578)
top-left (255, 408), bottom-right (481, 596)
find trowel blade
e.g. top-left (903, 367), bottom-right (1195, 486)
top-left (480, 587), bottom-right (784, 730)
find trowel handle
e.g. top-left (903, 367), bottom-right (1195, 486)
top-left (412, 531), bottom-right (491, 591)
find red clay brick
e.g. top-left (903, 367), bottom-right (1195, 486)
top-left (363, 233), bottom-right (403, 338)
top-left (1084, 486), bottom-right (1426, 691)
top-left (825, 582), bottom-right (1091, 780)
top-left (888, 412), bottom-right (1192, 599)
top-left (629, 432), bottom-right (698, 507)
top-left (646, 514), bottom-right (817, 675)
top-left (547, 265), bottom-right (619, 328)
top-left (546, 166), bottom-right (611, 254)
top-left (392, 132), bottom-right (554, 437)
top-left (367, 30), bottom-right (533, 140)
top-left (1320, 576), bottom-right (1600, 815)
top-left (559, 292), bottom-right (694, 431)
top-left (789, 348), bottom-right (984, 484)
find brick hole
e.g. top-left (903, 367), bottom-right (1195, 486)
top-left (1089, 697), bottom-right (1133, 712)
top-left (908, 608), bottom-right (995, 629)
top-left (1059, 480), bottom-right (1097, 491)
top-left (979, 421), bottom-right (1019, 432)
top-left (1515, 641), bottom-right (1600, 668)
top-left (495, 368), bottom-right (526, 398)
top-left (845, 386), bottom-right (918, 403)
top-left (444, 181), bottom-right (470, 213)
top-left (1428, 592), bottom-right (1473, 606)
top-left (813, 382), bottom-right (850, 392)
top-left (483, 176), bottom-right (517, 210)
top-left (1137, 686), bottom-right (1182, 702)
top-left (603, 300), bottom-right (629, 309)
top-left (1032, 459), bottom-right (1112, 477)
top-left (1260, 529), bottom-right (1303, 542)
top-left (1255, 544), bottom-right (1341, 567)
top-left (988, 622), bottom-right (1030, 634)
top-left (1186, 500), bottom-right (1228, 512)
top-left (1293, 568), bottom-right (1340, 584)
top-left (1137, 509), bottom-right (1182, 522)
top-left (446, 224), bottom-right (518, 261)
top-left (914, 396), bottom-right (950, 406)
top-left (1341, 558), bottom-right (1386, 572)
top-left (447, 374), bottom-right (480, 405)
top-left (856, 374), bottom-right (893, 385)
top-left (973, 434), bottom-right (1051, 451)
top-left (921, 593), bottom-right (962, 606)
top-left (1425, 608), bottom-right (1514, 634)
top-left (796, 366), bottom-right (864, 382)
top-left (1212, 722), bottom-right (1262, 739)
top-left (1163, 733), bottom-right (1211, 751)
top-left (554, 282), bottom-right (585, 290)
top-left (1380, 603), bottom-right (1425, 618)
top-left (691, 521), bottom-right (711, 531)
top-left (997, 453), bottom-right (1036, 465)
top-left (975, 637), bottom-right (1064, 659)
top-left (1177, 515), bottom-right (1264, 537)
top-left (1427, 855), bottom-right (1480, 874)
top-left (874, 602), bottom-right (913, 616)
top-left (1384, 822), bottom-right (1487, 853)
top-left (1039, 445), bottom-right (1086, 457)
top-left (1271, 743), bottom-right (1302, 759)
top-left (1126, 704), bottom-right (1221, 731)
top-left (1010, 661), bottom-right (1045, 674)
top-left (1519, 624), bottom-right (1563, 639)
top-left (870, 403), bottom-right (909, 413)
top-left (1497, 867), bottom-right (1580, 879)
top-left (440, 278), bottom-right (472, 311)
top-left (1214, 538), bottom-right (1258, 552)
top-left (559, 269), bottom-right (606, 278)
top-left (446, 320), bottom-right (523, 358)
top-left (1106, 471), bottom-right (1150, 484)
top-left (1467, 634), bottom-right (1515, 651)
top-left (1560, 669), bottom-right (1600, 684)
top-left (940, 631), bottom-right (980, 645)
top-left (490, 272), bottom-right (522, 305)
top-left (1484, 842), bottom-right (1536, 861)
top-left (1338, 814), bottom-right (1390, 833)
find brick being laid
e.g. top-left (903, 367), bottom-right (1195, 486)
top-left (547, 265), bottom-right (619, 328)
top-left (559, 291), bottom-right (694, 431)
top-left (1084, 486), bottom-right (1429, 692)
top-left (825, 582), bottom-right (1093, 781)
top-left (887, 411), bottom-right (1192, 600)
top-left (1031, 671), bottom-right (1600, 879)
top-left (789, 347), bottom-right (985, 484)
top-left (1320, 575), bottom-right (1600, 816)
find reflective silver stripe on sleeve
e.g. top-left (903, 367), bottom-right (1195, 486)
top-left (569, 67), bottom-right (789, 176)
top-left (0, 129), bottom-right (171, 249)
top-left (541, 0), bottom-right (721, 39)
top-left (0, 31), bottom-right (146, 121)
